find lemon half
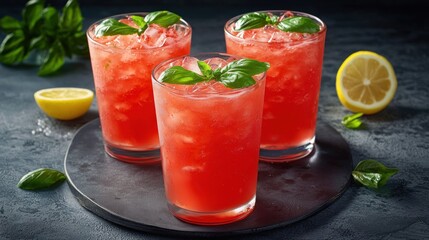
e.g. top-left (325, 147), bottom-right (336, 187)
top-left (336, 51), bottom-right (397, 114)
top-left (34, 88), bottom-right (94, 120)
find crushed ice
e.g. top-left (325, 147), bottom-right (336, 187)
top-left (31, 118), bottom-right (74, 139)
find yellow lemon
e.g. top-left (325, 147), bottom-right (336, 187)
top-left (34, 88), bottom-right (94, 120)
top-left (336, 51), bottom-right (397, 114)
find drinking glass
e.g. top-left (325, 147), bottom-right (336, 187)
top-left (225, 10), bottom-right (326, 162)
top-left (87, 13), bottom-right (192, 164)
top-left (152, 53), bottom-right (266, 225)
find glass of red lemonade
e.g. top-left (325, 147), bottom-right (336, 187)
top-left (225, 10), bottom-right (326, 162)
top-left (152, 53), bottom-right (268, 225)
top-left (87, 12), bottom-right (192, 164)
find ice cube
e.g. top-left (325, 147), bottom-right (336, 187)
top-left (188, 80), bottom-right (232, 95)
top-left (235, 29), bottom-right (256, 39)
top-left (142, 25), bottom-right (168, 48)
top-left (176, 133), bottom-right (195, 144)
top-left (251, 27), bottom-right (271, 42)
top-left (279, 11), bottom-right (294, 21)
top-left (119, 18), bottom-right (139, 28)
top-left (43, 128), bottom-right (52, 136)
top-left (37, 119), bottom-right (46, 127)
top-left (117, 65), bottom-right (137, 78)
top-left (204, 57), bottom-right (228, 70)
top-left (182, 165), bottom-right (204, 172)
top-left (114, 102), bottom-right (131, 111)
top-left (165, 25), bottom-right (178, 38)
top-left (107, 34), bottom-right (141, 49)
top-left (180, 56), bottom-right (201, 74)
top-left (115, 112), bottom-right (128, 122)
top-left (189, 81), bottom-right (214, 94)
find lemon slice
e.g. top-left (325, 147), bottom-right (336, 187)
top-left (34, 88), bottom-right (94, 120)
top-left (336, 51), bottom-right (397, 114)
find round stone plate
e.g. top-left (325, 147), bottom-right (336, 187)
top-left (64, 119), bottom-right (352, 237)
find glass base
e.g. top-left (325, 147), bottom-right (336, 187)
top-left (105, 143), bottom-right (160, 164)
top-left (259, 137), bottom-right (315, 163)
top-left (168, 195), bottom-right (256, 226)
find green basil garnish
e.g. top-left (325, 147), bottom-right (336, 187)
top-left (277, 16), bottom-right (320, 33)
top-left (234, 12), bottom-right (320, 34)
top-left (144, 11), bottom-right (181, 28)
top-left (342, 112), bottom-right (364, 129)
top-left (94, 18), bottom-right (139, 37)
top-left (352, 160), bottom-right (398, 189)
top-left (234, 12), bottom-right (275, 31)
top-left (18, 168), bottom-right (67, 190)
top-left (95, 10), bottom-right (181, 37)
top-left (159, 58), bottom-right (270, 89)
top-left (158, 66), bottom-right (205, 85)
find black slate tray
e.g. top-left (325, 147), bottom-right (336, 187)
top-left (64, 119), bottom-right (352, 237)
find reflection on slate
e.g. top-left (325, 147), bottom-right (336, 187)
top-left (64, 119), bottom-right (352, 237)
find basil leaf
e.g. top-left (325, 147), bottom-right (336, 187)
top-left (218, 71), bottom-right (256, 89)
top-left (29, 34), bottom-right (49, 51)
top-left (144, 11), bottom-right (180, 28)
top-left (216, 59), bottom-right (269, 88)
top-left (95, 18), bottom-right (138, 37)
top-left (59, 0), bottom-right (83, 33)
top-left (159, 58), bottom-right (269, 89)
top-left (159, 66), bottom-right (206, 85)
top-left (352, 160), bottom-right (398, 189)
top-left (277, 16), bottom-right (320, 33)
top-left (22, 0), bottom-right (44, 33)
top-left (269, 15), bottom-right (279, 24)
top-left (18, 168), bottom-right (66, 190)
top-left (197, 61), bottom-right (213, 79)
top-left (0, 32), bottom-right (26, 64)
top-left (42, 7), bottom-right (59, 37)
top-left (0, 16), bottom-right (22, 33)
top-left (60, 37), bottom-right (73, 58)
top-left (38, 40), bottom-right (65, 76)
top-left (95, 11), bottom-right (181, 37)
top-left (69, 31), bottom-right (89, 56)
top-left (128, 15), bottom-right (147, 35)
top-left (342, 112), bottom-right (363, 129)
top-left (234, 12), bottom-right (271, 31)
top-left (130, 15), bottom-right (145, 28)
top-left (219, 58), bottom-right (270, 76)
top-left (0, 0), bottom-right (88, 76)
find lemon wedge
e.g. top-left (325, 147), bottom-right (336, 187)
top-left (34, 88), bottom-right (94, 120)
top-left (336, 51), bottom-right (397, 114)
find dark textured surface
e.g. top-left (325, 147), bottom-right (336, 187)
top-left (1, 1), bottom-right (429, 240)
top-left (65, 120), bottom-right (351, 237)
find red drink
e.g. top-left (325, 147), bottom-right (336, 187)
top-left (225, 11), bottom-right (326, 162)
top-left (87, 13), bottom-right (191, 163)
top-left (152, 54), bottom-right (266, 225)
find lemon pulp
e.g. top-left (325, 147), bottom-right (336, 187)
top-left (336, 51), bottom-right (397, 114)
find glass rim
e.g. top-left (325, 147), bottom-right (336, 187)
top-left (151, 52), bottom-right (267, 95)
top-left (224, 10), bottom-right (327, 44)
top-left (86, 12), bottom-right (192, 51)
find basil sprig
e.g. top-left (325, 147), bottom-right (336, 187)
top-left (234, 12), bottom-right (320, 33)
top-left (18, 168), bottom-right (67, 190)
top-left (342, 112), bottom-right (364, 129)
top-left (0, 0), bottom-right (88, 76)
top-left (159, 58), bottom-right (270, 89)
top-left (95, 11), bottom-right (181, 37)
top-left (352, 160), bottom-right (398, 189)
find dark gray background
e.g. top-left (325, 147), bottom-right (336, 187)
top-left (1, 0), bottom-right (428, 239)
